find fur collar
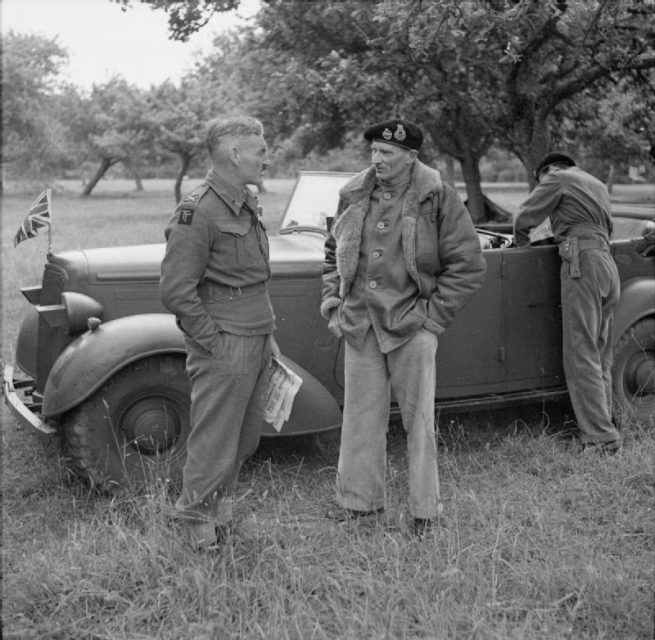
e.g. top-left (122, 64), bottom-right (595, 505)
top-left (329, 161), bottom-right (444, 300)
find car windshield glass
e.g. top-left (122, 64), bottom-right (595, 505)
top-left (281, 171), bottom-right (355, 230)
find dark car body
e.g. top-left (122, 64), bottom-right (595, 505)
top-left (4, 172), bottom-right (654, 489)
top-left (610, 203), bottom-right (655, 240)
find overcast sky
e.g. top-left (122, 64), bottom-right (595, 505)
top-left (2, 0), bottom-right (260, 89)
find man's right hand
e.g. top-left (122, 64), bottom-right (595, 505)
top-left (328, 309), bottom-right (342, 338)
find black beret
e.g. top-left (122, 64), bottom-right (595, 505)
top-left (535, 152), bottom-right (576, 179)
top-left (364, 119), bottom-right (423, 151)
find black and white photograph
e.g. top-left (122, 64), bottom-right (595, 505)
top-left (2, 1), bottom-right (654, 638)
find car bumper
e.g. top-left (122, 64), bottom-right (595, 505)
top-left (2, 363), bottom-right (56, 434)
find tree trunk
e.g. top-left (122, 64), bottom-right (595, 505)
top-left (174, 153), bottom-right (192, 204)
top-left (133, 168), bottom-right (144, 192)
top-left (513, 111), bottom-right (551, 190)
top-left (459, 152), bottom-right (486, 223)
top-left (526, 112), bottom-right (553, 191)
top-left (606, 163), bottom-right (616, 194)
top-left (442, 155), bottom-right (456, 186)
top-left (81, 157), bottom-right (119, 197)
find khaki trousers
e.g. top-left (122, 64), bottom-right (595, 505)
top-left (561, 249), bottom-right (621, 444)
top-left (176, 333), bottom-right (272, 524)
top-left (337, 328), bottom-right (442, 519)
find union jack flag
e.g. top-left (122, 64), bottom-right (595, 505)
top-left (14, 189), bottom-right (52, 247)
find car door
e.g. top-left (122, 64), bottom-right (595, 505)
top-left (500, 244), bottom-right (565, 390)
top-left (435, 248), bottom-right (507, 398)
top-left (435, 244), bottom-right (565, 399)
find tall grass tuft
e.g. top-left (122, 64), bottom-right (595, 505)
top-left (3, 419), bottom-right (653, 639)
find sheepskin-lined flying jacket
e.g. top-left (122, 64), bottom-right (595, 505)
top-left (321, 161), bottom-right (487, 337)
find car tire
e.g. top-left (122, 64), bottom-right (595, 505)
top-left (612, 317), bottom-right (655, 429)
top-left (61, 355), bottom-right (191, 491)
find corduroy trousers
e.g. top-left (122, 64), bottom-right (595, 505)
top-left (336, 327), bottom-right (442, 519)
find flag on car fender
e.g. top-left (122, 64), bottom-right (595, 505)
top-left (14, 189), bottom-right (52, 247)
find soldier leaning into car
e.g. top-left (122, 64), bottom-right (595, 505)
top-left (320, 119), bottom-right (487, 537)
top-left (515, 152), bottom-right (622, 455)
top-left (160, 116), bottom-right (278, 550)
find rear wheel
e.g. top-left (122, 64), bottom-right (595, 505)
top-left (61, 355), bottom-right (191, 491)
top-left (612, 317), bottom-right (655, 429)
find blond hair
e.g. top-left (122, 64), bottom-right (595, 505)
top-left (206, 116), bottom-right (264, 160)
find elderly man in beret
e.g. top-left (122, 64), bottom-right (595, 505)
top-left (321, 119), bottom-right (487, 536)
top-left (515, 153), bottom-right (622, 454)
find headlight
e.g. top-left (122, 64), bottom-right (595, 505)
top-left (37, 292), bottom-right (103, 336)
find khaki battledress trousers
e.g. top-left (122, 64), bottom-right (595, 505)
top-left (177, 332), bottom-right (273, 524)
top-left (560, 245), bottom-right (621, 444)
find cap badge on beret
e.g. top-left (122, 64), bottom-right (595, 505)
top-left (364, 119), bottom-right (423, 151)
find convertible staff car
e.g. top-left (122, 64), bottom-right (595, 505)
top-left (4, 172), bottom-right (654, 489)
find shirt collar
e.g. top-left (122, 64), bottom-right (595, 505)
top-left (205, 169), bottom-right (258, 216)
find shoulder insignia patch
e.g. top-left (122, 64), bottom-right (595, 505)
top-left (184, 193), bottom-right (201, 203)
top-left (178, 209), bottom-right (194, 225)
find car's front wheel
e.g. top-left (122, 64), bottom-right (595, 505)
top-left (61, 355), bottom-right (191, 491)
top-left (612, 317), bottom-right (655, 430)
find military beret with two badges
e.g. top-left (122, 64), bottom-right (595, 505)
top-left (364, 119), bottom-right (423, 151)
top-left (534, 152), bottom-right (576, 181)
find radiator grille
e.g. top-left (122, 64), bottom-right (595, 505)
top-left (35, 263), bottom-right (69, 393)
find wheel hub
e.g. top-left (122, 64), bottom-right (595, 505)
top-left (120, 397), bottom-right (181, 455)
top-left (625, 351), bottom-right (655, 397)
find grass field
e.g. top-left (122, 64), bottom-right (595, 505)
top-left (2, 178), bottom-right (654, 639)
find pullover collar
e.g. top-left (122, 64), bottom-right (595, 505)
top-left (341, 161), bottom-right (443, 207)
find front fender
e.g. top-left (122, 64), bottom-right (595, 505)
top-left (43, 313), bottom-right (185, 417)
top-left (42, 313), bottom-right (342, 436)
top-left (615, 278), bottom-right (655, 343)
top-left (267, 356), bottom-right (342, 436)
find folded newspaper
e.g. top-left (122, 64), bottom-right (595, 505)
top-left (264, 356), bottom-right (303, 432)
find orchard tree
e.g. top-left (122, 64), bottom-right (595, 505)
top-left (148, 78), bottom-right (223, 202)
top-left (73, 78), bottom-right (157, 196)
top-left (479, 0), bottom-right (655, 185)
top-left (118, 0), bottom-right (508, 218)
top-left (113, 0), bottom-right (240, 40)
top-left (553, 72), bottom-right (655, 190)
top-left (253, 0), bottom-right (654, 201)
top-left (200, 1), bottom-right (507, 220)
top-left (1, 31), bottom-right (73, 185)
top-left (119, 0), bottom-right (654, 221)
top-left (194, 27), bottom-right (380, 153)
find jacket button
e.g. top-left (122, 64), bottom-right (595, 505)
top-left (376, 221), bottom-right (386, 230)
top-left (369, 281), bottom-right (378, 289)
top-left (383, 192), bottom-right (391, 200)
top-left (371, 250), bottom-right (382, 259)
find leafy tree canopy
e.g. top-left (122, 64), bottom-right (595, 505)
top-left (184, 0), bottom-right (653, 219)
top-left (2, 31), bottom-right (73, 180)
top-left (112, 0), bottom-right (240, 40)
